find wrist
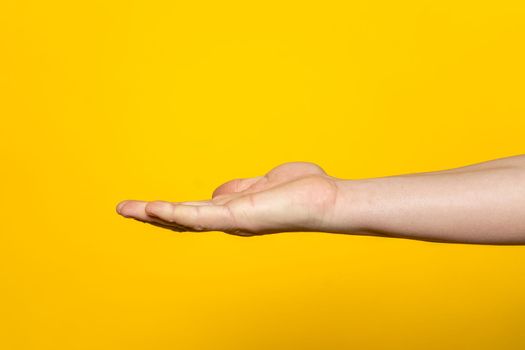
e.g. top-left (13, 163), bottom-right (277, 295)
top-left (322, 177), bottom-right (376, 234)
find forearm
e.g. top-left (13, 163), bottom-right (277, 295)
top-left (329, 155), bottom-right (525, 244)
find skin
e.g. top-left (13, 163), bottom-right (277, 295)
top-left (116, 154), bottom-right (525, 244)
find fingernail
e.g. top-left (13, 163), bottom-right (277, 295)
top-left (117, 200), bottom-right (128, 213)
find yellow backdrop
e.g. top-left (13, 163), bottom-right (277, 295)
top-left (1, 1), bottom-right (525, 349)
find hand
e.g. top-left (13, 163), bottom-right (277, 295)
top-left (116, 162), bottom-right (340, 236)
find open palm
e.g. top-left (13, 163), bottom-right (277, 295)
top-left (116, 162), bottom-right (341, 236)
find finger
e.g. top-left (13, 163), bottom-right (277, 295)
top-left (177, 200), bottom-right (214, 206)
top-left (117, 200), bottom-right (190, 231)
top-left (212, 176), bottom-right (264, 198)
top-left (144, 200), bottom-right (238, 232)
top-left (135, 219), bottom-right (189, 232)
top-left (117, 200), bottom-right (153, 220)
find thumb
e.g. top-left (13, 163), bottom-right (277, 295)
top-left (212, 176), bottom-right (264, 198)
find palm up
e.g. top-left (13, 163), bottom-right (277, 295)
top-left (116, 162), bottom-right (340, 236)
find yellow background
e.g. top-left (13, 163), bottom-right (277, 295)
top-left (1, 1), bottom-right (525, 349)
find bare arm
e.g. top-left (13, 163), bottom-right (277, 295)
top-left (116, 154), bottom-right (525, 244)
top-left (328, 155), bottom-right (525, 244)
